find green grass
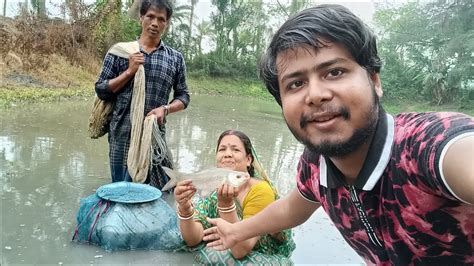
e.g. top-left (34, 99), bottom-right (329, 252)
top-left (1, 74), bottom-right (473, 117)
top-left (187, 74), bottom-right (273, 101)
top-left (382, 98), bottom-right (474, 116)
top-left (0, 74), bottom-right (273, 108)
top-left (0, 86), bottom-right (94, 107)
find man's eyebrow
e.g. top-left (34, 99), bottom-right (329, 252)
top-left (280, 57), bottom-right (350, 83)
top-left (280, 70), bottom-right (305, 83)
top-left (314, 58), bottom-right (349, 71)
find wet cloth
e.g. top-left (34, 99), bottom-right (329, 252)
top-left (192, 245), bottom-right (294, 265)
top-left (297, 111), bottom-right (474, 264)
top-left (194, 188), bottom-right (295, 258)
top-left (72, 193), bottom-right (186, 251)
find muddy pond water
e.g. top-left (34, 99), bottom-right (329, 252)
top-left (0, 95), bottom-right (361, 264)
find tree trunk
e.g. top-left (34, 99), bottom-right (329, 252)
top-left (186, 1), bottom-right (195, 60)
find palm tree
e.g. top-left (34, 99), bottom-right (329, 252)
top-left (195, 20), bottom-right (210, 55)
top-left (186, 0), bottom-right (199, 60)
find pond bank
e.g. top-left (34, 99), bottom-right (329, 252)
top-left (1, 54), bottom-right (472, 116)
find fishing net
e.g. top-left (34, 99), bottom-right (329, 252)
top-left (88, 41), bottom-right (140, 140)
top-left (72, 193), bottom-right (186, 251)
top-left (88, 96), bottom-right (114, 139)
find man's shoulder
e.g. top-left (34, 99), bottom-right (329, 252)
top-left (394, 111), bottom-right (472, 123)
top-left (161, 43), bottom-right (184, 57)
top-left (393, 112), bottom-right (473, 134)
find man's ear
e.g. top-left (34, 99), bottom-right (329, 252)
top-left (370, 72), bottom-right (383, 98)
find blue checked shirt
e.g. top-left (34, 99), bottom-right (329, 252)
top-left (95, 41), bottom-right (190, 166)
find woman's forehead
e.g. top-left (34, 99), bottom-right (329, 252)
top-left (219, 135), bottom-right (244, 146)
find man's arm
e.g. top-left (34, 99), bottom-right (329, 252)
top-left (203, 188), bottom-right (320, 250)
top-left (171, 54), bottom-right (190, 109)
top-left (95, 52), bottom-right (144, 100)
top-left (441, 133), bottom-right (474, 204)
top-left (107, 52), bottom-right (144, 93)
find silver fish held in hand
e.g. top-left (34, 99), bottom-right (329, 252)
top-left (161, 167), bottom-right (250, 196)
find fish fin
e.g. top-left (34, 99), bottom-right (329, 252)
top-left (161, 167), bottom-right (178, 191)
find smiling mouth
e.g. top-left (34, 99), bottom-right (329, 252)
top-left (301, 112), bottom-right (341, 128)
top-left (312, 114), bottom-right (339, 123)
top-left (301, 107), bottom-right (350, 129)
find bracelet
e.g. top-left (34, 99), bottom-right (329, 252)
top-left (217, 202), bottom-right (236, 211)
top-left (162, 104), bottom-right (169, 116)
top-left (218, 205), bottom-right (236, 213)
top-left (218, 202), bottom-right (236, 213)
top-left (177, 209), bottom-right (195, 220)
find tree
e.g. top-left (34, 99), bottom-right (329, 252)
top-left (195, 20), bottom-right (210, 56)
top-left (374, 0), bottom-right (473, 104)
top-left (30, 0), bottom-right (46, 18)
top-left (185, 0), bottom-right (198, 60)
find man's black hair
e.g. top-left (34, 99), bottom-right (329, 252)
top-left (140, 0), bottom-right (173, 20)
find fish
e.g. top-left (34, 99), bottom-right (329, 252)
top-left (161, 167), bottom-right (250, 196)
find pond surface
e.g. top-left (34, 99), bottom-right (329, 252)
top-left (0, 95), bottom-right (362, 264)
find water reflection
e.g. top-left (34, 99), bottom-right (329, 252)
top-left (165, 95), bottom-right (304, 195)
top-left (0, 95), bottom-right (360, 264)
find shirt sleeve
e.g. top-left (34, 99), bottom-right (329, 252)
top-left (171, 53), bottom-right (190, 108)
top-left (242, 181), bottom-right (276, 219)
top-left (398, 112), bottom-right (474, 201)
top-left (296, 149), bottom-right (320, 203)
top-left (94, 53), bottom-right (120, 101)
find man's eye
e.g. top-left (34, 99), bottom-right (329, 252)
top-left (326, 69), bottom-right (344, 79)
top-left (288, 80), bottom-right (304, 90)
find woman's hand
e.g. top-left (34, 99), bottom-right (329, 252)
top-left (174, 180), bottom-right (196, 214)
top-left (217, 183), bottom-right (239, 208)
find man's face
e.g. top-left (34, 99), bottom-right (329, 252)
top-left (140, 6), bottom-right (169, 39)
top-left (276, 42), bottom-right (383, 157)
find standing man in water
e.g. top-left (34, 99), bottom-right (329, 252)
top-left (94, 0), bottom-right (190, 189)
top-left (203, 4), bottom-right (474, 265)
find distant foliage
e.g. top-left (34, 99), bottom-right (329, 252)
top-left (6, 0), bottom-right (471, 107)
top-left (93, 0), bottom-right (141, 56)
top-left (374, 0), bottom-right (473, 105)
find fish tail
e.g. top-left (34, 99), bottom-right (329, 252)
top-left (161, 166), bottom-right (178, 191)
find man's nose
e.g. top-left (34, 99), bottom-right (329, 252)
top-left (150, 18), bottom-right (159, 27)
top-left (305, 78), bottom-right (333, 106)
